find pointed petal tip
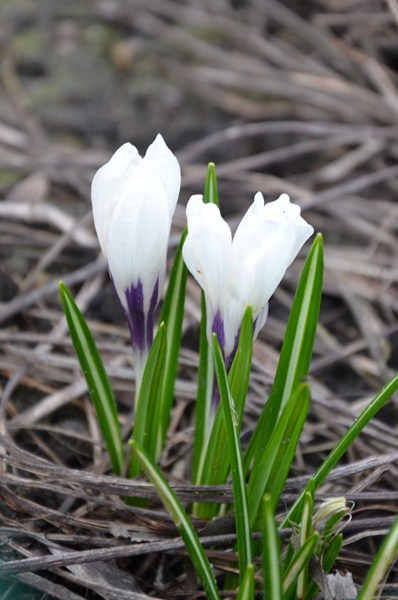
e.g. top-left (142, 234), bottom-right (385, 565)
top-left (253, 191), bottom-right (265, 205)
top-left (278, 192), bottom-right (290, 203)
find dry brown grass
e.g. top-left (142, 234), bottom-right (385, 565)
top-left (1, 0), bottom-right (398, 597)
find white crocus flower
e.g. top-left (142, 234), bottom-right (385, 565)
top-left (91, 134), bottom-right (181, 386)
top-left (183, 192), bottom-right (313, 366)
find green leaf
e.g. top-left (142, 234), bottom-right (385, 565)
top-left (283, 533), bottom-right (319, 596)
top-left (283, 480), bottom-right (315, 595)
top-left (296, 490), bottom-right (314, 599)
top-left (283, 372), bottom-right (398, 527)
top-left (203, 162), bottom-right (219, 207)
top-left (130, 439), bottom-right (221, 600)
top-left (245, 234), bottom-right (323, 473)
top-left (157, 230), bottom-right (188, 458)
top-left (194, 307), bottom-right (253, 519)
top-left (192, 162), bottom-right (220, 483)
top-left (306, 533), bottom-right (343, 600)
top-left (59, 282), bottom-right (124, 476)
top-left (192, 292), bottom-right (214, 484)
top-left (248, 383), bottom-right (310, 527)
top-left (130, 323), bottom-right (167, 477)
top-left (212, 333), bottom-right (252, 580)
top-left (358, 512), bottom-right (398, 600)
top-left (322, 532), bottom-right (343, 572)
top-left (237, 563), bottom-right (255, 600)
top-left (262, 494), bottom-right (283, 600)
top-left (228, 306), bottom-right (254, 428)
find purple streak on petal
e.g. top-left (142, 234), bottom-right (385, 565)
top-left (211, 381), bottom-right (220, 415)
top-left (146, 279), bottom-right (159, 349)
top-left (123, 278), bottom-right (159, 355)
top-left (225, 330), bottom-right (240, 372)
top-left (124, 281), bottom-right (146, 353)
top-left (211, 310), bottom-right (225, 354)
top-left (211, 310), bottom-right (226, 413)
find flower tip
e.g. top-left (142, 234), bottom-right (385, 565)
top-left (277, 192), bottom-right (290, 203)
top-left (253, 191), bottom-right (264, 203)
top-left (154, 132), bottom-right (165, 145)
top-left (186, 194), bottom-right (204, 215)
top-left (151, 133), bottom-right (173, 156)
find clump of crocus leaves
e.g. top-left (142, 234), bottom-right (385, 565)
top-left (60, 135), bottom-right (398, 599)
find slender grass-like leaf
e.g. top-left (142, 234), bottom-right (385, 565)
top-left (203, 162), bottom-right (219, 207)
top-left (296, 489), bottom-right (314, 598)
top-left (59, 282), bottom-right (124, 475)
top-left (245, 234), bottom-right (323, 473)
top-left (237, 564), bottom-right (255, 600)
top-left (358, 513), bottom-right (398, 600)
top-left (283, 372), bottom-right (398, 527)
top-left (322, 532), bottom-right (343, 572)
top-left (192, 293), bottom-right (214, 484)
top-left (212, 333), bottom-right (252, 580)
top-left (192, 162), bottom-right (218, 483)
top-left (157, 230), bottom-right (188, 457)
top-left (195, 308), bottom-right (253, 519)
top-left (130, 439), bottom-right (221, 600)
top-left (130, 323), bottom-right (167, 478)
top-left (283, 533), bottom-right (319, 596)
top-left (248, 384), bottom-right (310, 527)
top-left (228, 306), bottom-right (254, 428)
top-left (306, 533), bottom-right (343, 600)
top-left (283, 479), bottom-right (315, 592)
top-left (262, 494), bottom-right (283, 600)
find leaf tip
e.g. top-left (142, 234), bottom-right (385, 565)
top-left (314, 232), bottom-right (324, 246)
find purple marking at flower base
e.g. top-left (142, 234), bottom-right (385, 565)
top-left (211, 310), bottom-right (225, 412)
top-left (146, 280), bottom-right (159, 349)
top-left (124, 281), bottom-right (145, 352)
top-left (123, 279), bottom-right (159, 355)
top-left (225, 329), bottom-right (242, 372)
top-left (212, 310), bottom-right (225, 354)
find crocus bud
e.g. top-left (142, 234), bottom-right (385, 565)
top-left (183, 192), bottom-right (313, 366)
top-left (91, 134), bottom-right (181, 386)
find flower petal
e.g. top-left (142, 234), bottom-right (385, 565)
top-left (106, 170), bottom-right (171, 313)
top-left (144, 134), bottom-right (181, 218)
top-left (91, 143), bottom-right (141, 257)
top-left (232, 192), bottom-right (313, 315)
top-left (183, 195), bottom-right (232, 317)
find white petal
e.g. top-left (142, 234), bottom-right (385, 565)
top-left (91, 136), bottom-right (181, 312)
top-left (232, 192), bottom-right (313, 318)
top-left (144, 134), bottom-right (181, 218)
top-left (91, 143), bottom-right (141, 257)
top-left (183, 195), bottom-right (232, 319)
top-left (253, 303), bottom-right (269, 341)
top-left (222, 295), bottom-right (247, 358)
top-left (107, 172), bottom-right (171, 312)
